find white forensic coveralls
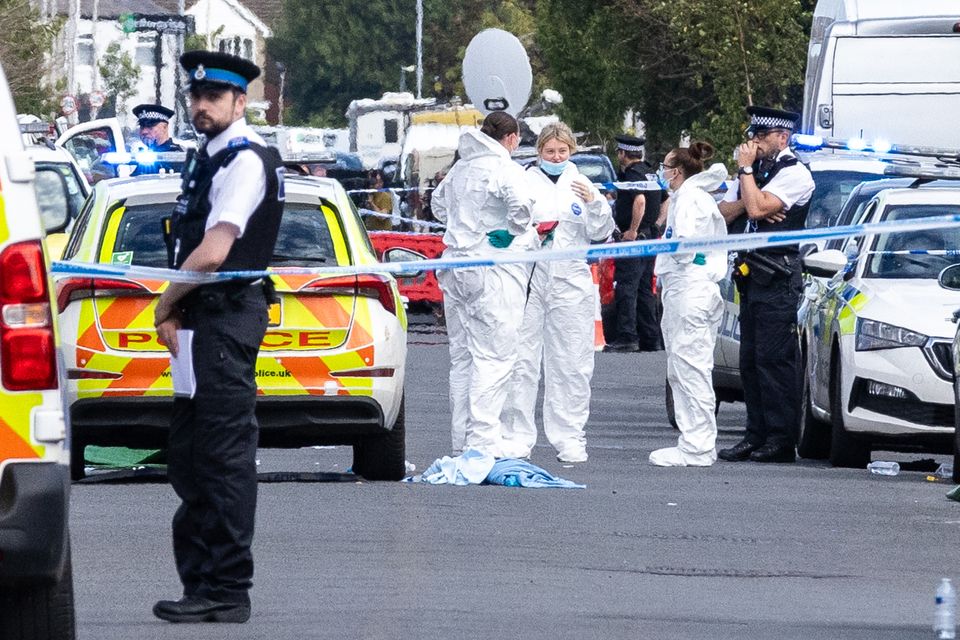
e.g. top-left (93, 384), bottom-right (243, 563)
top-left (500, 163), bottom-right (614, 462)
top-left (432, 129), bottom-right (535, 457)
top-left (651, 162), bottom-right (729, 466)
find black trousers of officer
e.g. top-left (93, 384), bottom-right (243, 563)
top-left (168, 284), bottom-right (268, 606)
top-left (613, 254), bottom-right (661, 350)
top-left (738, 267), bottom-right (803, 448)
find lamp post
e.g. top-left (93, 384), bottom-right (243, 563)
top-left (399, 64), bottom-right (414, 93)
top-left (415, 0), bottom-right (422, 99)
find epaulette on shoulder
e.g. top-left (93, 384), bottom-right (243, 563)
top-left (227, 136), bottom-right (250, 150)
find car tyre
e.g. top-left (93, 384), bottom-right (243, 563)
top-left (828, 356), bottom-right (871, 469)
top-left (69, 439), bottom-right (85, 482)
top-left (0, 541), bottom-right (75, 640)
top-left (353, 396), bottom-right (406, 481)
top-left (953, 376), bottom-right (960, 484)
top-left (797, 352), bottom-right (830, 459)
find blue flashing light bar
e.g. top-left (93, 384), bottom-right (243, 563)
top-left (102, 152), bottom-right (134, 165)
top-left (135, 151), bottom-right (158, 165)
top-left (791, 134), bottom-right (960, 160)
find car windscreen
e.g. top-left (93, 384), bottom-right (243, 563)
top-left (863, 204), bottom-right (960, 279)
top-left (806, 170), bottom-right (886, 230)
top-left (571, 156), bottom-right (615, 184)
top-left (109, 202), bottom-right (339, 268)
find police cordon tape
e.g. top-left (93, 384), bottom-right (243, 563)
top-left (346, 180), bottom-right (663, 196)
top-left (359, 208), bottom-right (446, 231)
top-left (50, 213), bottom-right (960, 284)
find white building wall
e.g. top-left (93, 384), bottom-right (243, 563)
top-left (187, 0), bottom-right (268, 101)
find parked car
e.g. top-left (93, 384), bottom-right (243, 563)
top-left (0, 66), bottom-right (74, 637)
top-left (799, 186), bottom-right (960, 467)
top-left (56, 174), bottom-right (408, 481)
top-left (935, 263), bottom-right (960, 483)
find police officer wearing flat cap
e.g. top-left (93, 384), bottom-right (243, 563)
top-left (717, 106), bottom-right (815, 464)
top-left (606, 134), bottom-right (666, 352)
top-left (131, 103), bottom-right (183, 174)
top-left (152, 50), bottom-right (284, 623)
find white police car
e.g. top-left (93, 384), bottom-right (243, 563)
top-left (799, 186), bottom-right (960, 467)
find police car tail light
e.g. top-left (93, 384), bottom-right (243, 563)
top-left (302, 275), bottom-right (397, 315)
top-left (56, 277), bottom-right (150, 311)
top-left (0, 240), bottom-right (57, 391)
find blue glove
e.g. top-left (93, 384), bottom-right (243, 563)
top-left (692, 253), bottom-right (707, 266)
top-left (487, 229), bottom-right (515, 248)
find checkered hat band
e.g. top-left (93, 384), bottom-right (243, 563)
top-left (138, 111), bottom-right (169, 122)
top-left (617, 143), bottom-right (644, 152)
top-left (750, 115), bottom-right (795, 130)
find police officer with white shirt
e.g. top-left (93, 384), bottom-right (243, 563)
top-left (152, 50), bottom-right (284, 624)
top-left (717, 106), bottom-right (815, 464)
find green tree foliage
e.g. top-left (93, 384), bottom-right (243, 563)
top-left (269, 0), bottom-right (541, 126)
top-left (99, 42), bottom-right (141, 116)
top-left (0, 0), bottom-right (62, 115)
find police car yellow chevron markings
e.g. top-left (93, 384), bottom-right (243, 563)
top-left (838, 288), bottom-right (868, 335)
top-left (0, 394), bottom-right (44, 459)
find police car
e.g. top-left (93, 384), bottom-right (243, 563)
top-left (934, 263), bottom-right (960, 483)
top-left (0, 71), bottom-right (74, 636)
top-left (799, 186), bottom-right (960, 467)
top-left (56, 173), bottom-right (409, 481)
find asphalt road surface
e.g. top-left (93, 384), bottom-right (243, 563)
top-left (72, 321), bottom-right (959, 639)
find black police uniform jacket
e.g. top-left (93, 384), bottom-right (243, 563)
top-left (167, 138), bottom-right (284, 279)
top-left (614, 162), bottom-right (666, 238)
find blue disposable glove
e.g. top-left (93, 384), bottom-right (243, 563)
top-left (487, 229), bottom-right (515, 248)
top-left (692, 252), bottom-right (707, 266)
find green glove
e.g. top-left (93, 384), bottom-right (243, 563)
top-left (487, 229), bottom-right (515, 248)
top-left (693, 252), bottom-right (707, 266)
top-left (540, 230), bottom-right (555, 247)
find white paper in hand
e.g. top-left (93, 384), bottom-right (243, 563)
top-left (169, 329), bottom-right (196, 398)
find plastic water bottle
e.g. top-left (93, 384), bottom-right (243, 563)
top-left (935, 578), bottom-right (956, 639)
top-left (866, 461), bottom-right (900, 476)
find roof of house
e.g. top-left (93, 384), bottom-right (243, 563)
top-left (151, 0), bottom-right (283, 28)
top-left (59, 0), bottom-right (174, 19)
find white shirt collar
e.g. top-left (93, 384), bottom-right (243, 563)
top-left (205, 118), bottom-right (252, 157)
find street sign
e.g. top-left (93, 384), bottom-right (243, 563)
top-left (89, 91), bottom-right (106, 109)
top-left (463, 29), bottom-right (532, 117)
top-left (60, 95), bottom-right (77, 116)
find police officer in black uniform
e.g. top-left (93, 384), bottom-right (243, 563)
top-left (152, 50), bottom-right (284, 623)
top-left (131, 103), bottom-right (183, 174)
top-left (717, 106), bottom-right (815, 463)
top-left (605, 134), bottom-right (666, 352)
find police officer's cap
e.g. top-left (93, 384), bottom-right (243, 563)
top-left (746, 106), bottom-right (799, 136)
top-left (615, 134), bottom-right (645, 153)
top-left (180, 50), bottom-right (260, 93)
top-left (132, 103), bottom-right (174, 127)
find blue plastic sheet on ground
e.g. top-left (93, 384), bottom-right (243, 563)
top-left (405, 449), bottom-right (585, 489)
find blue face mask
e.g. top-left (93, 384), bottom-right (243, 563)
top-left (540, 159), bottom-right (569, 176)
top-left (656, 167), bottom-right (670, 190)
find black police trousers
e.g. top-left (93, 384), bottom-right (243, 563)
top-left (168, 284), bottom-right (268, 606)
top-left (612, 254), bottom-right (661, 350)
top-left (738, 268), bottom-right (803, 448)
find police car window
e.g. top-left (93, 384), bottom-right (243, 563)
top-left (805, 171), bottom-right (885, 230)
top-left (111, 204), bottom-right (174, 268)
top-left (272, 206), bottom-right (338, 265)
top-left (62, 196), bottom-right (96, 261)
top-left (63, 128), bottom-right (115, 172)
top-left (570, 156), bottom-right (614, 183)
top-left (863, 204), bottom-right (960, 279)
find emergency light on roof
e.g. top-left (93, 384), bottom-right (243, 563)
top-left (19, 122), bottom-right (51, 134)
top-left (791, 134), bottom-right (960, 160)
top-left (101, 151), bottom-right (187, 166)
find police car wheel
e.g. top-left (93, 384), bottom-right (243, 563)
top-left (953, 376), bottom-right (960, 484)
top-left (828, 357), bottom-right (871, 469)
top-left (797, 350), bottom-right (830, 460)
top-left (352, 396), bottom-right (406, 481)
top-left (0, 540), bottom-right (75, 640)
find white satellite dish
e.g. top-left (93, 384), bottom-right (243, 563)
top-left (463, 29), bottom-right (532, 117)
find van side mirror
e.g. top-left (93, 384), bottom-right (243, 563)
top-left (938, 264), bottom-right (960, 291)
top-left (802, 248), bottom-right (847, 279)
top-left (34, 167), bottom-right (70, 234)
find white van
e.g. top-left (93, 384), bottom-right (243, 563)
top-left (0, 62), bottom-right (74, 637)
top-left (803, 0), bottom-right (960, 147)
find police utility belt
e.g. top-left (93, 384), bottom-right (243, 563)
top-left (180, 278), bottom-right (278, 314)
top-left (733, 251), bottom-right (797, 287)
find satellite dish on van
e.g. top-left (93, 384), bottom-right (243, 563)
top-left (463, 29), bottom-right (532, 117)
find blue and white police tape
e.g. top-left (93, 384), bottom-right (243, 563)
top-left (348, 180), bottom-right (665, 197)
top-left (50, 213), bottom-right (960, 283)
top-left (359, 208), bottom-right (446, 231)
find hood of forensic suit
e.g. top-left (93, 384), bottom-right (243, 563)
top-left (678, 162), bottom-right (728, 195)
top-left (855, 278), bottom-right (960, 339)
top-left (457, 128), bottom-right (511, 163)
